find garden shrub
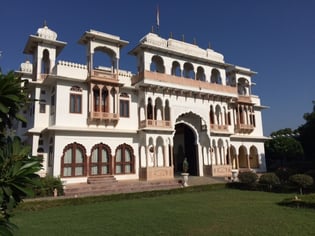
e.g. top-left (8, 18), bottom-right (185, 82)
top-left (259, 173), bottom-right (280, 191)
top-left (289, 174), bottom-right (314, 195)
top-left (34, 176), bottom-right (64, 197)
top-left (275, 167), bottom-right (296, 183)
top-left (304, 169), bottom-right (315, 180)
top-left (238, 171), bottom-right (258, 188)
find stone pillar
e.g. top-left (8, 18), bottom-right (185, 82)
top-left (170, 145), bottom-right (174, 167)
top-left (247, 154), bottom-right (251, 169)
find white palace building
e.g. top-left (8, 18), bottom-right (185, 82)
top-left (16, 24), bottom-right (267, 185)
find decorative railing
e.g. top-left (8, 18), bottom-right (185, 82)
top-left (139, 119), bottom-right (172, 129)
top-left (58, 60), bottom-right (87, 69)
top-left (237, 95), bottom-right (252, 104)
top-left (234, 123), bottom-right (254, 133)
top-left (90, 69), bottom-right (118, 82)
top-left (90, 111), bottom-right (119, 120)
top-left (132, 70), bottom-right (237, 95)
top-left (210, 124), bottom-right (229, 132)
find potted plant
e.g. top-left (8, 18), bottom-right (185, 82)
top-left (181, 157), bottom-right (189, 187)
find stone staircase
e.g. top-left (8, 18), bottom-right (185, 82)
top-left (64, 177), bottom-right (182, 197)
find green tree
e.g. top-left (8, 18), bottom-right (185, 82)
top-left (289, 174), bottom-right (314, 195)
top-left (0, 71), bottom-right (27, 135)
top-left (265, 128), bottom-right (304, 169)
top-left (259, 173), bottom-right (280, 191)
top-left (298, 101), bottom-right (315, 161)
top-left (0, 71), bottom-right (42, 235)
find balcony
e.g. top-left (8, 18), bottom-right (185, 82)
top-left (88, 69), bottom-right (118, 84)
top-left (90, 111), bottom-right (119, 121)
top-left (139, 119), bottom-right (172, 129)
top-left (132, 70), bottom-right (237, 95)
top-left (234, 123), bottom-right (254, 133)
top-left (237, 95), bottom-right (253, 104)
top-left (210, 124), bottom-right (229, 133)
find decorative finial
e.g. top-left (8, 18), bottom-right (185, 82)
top-left (193, 37), bottom-right (197, 45)
top-left (182, 34), bottom-right (185, 42)
top-left (151, 25), bottom-right (154, 33)
top-left (43, 20), bottom-right (47, 27)
top-left (170, 32), bottom-right (173, 38)
top-left (208, 42), bottom-right (211, 49)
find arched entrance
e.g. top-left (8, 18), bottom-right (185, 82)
top-left (173, 123), bottom-right (198, 175)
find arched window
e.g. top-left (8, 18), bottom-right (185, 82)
top-left (93, 86), bottom-right (100, 112)
top-left (249, 146), bottom-right (259, 168)
top-left (150, 55), bottom-right (165, 73)
top-left (115, 144), bottom-right (135, 174)
top-left (171, 61), bottom-right (181, 77)
top-left (90, 143), bottom-right (112, 175)
top-left (61, 143), bottom-right (87, 177)
top-left (93, 46), bottom-right (116, 72)
top-left (210, 106), bottom-right (214, 124)
top-left (42, 49), bottom-right (50, 74)
top-left (238, 77), bottom-right (249, 95)
top-left (164, 100), bottom-right (170, 121)
top-left (211, 69), bottom-right (222, 84)
top-left (238, 145), bottom-right (248, 168)
top-left (215, 105), bottom-right (221, 125)
top-left (147, 98), bottom-right (153, 119)
top-left (196, 66), bottom-right (205, 81)
top-left (102, 88), bottom-right (109, 112)
top-left (183, 62), bottom-right (195, 79)
top-left (154, 98), bottom-right (163, 120)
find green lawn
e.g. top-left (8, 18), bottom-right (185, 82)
top-left (12, 188), bottom-right (315, 236)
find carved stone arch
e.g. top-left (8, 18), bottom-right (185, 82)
top-left (183, 62), bottom-right (195, 79)
top-left (154, 97), bottom-right (163, 120)
top-left (238, 145), bottom-right (248, 168)
top-left (230, 145), bottom-right (237, 169)
top-left (211, 68), bottom-right (222, 84)
top-left (61, 142), bottom-right (87, 177)
top-left (42, 49), bottom-right (50, 74)
top-left (237, 77), bottom-right (250, 95)
top-left (114, 143), bottom-right (135, 174)
top-left (150, 55), bottom-right (165, 73)
top-left (93, 46), bottom-right (117, 70)
top-left (156, 136), bottom-right (164, 167)
top-left (171, 60), bottom-right (181, 76)
top-left (90, 143), bottom-right (112, 175)
top-left (164, 99), bottom-right (171, 121)
top-left (147, 97), bottom-right (153, 120)
top-left (249, 145), bottom-right (259, 168)
top-left (196, 66), bottom-right (206, 81)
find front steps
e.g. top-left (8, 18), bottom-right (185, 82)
top-left (64, 178), bottom-right (181, 197)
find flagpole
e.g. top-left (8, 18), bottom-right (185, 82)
top-left (156, 4), bottom-right (160, 35)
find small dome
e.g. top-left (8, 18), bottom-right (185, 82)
top-left (36, 23), bottom-right (57, 40)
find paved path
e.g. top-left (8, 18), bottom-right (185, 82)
top-left (175, 175), bottom-right (228, 186)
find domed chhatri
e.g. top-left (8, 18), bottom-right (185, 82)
top-left (36, 21), bottom-right (57, 41)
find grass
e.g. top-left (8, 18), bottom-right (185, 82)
top-left (12, 187), bottom-right (315, 236)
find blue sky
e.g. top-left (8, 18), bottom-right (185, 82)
top-left (1, 0), bottom-right (315, 136)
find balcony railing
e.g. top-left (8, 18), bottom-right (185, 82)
top-left (132, 70), bottom-right (237, 95)
top-left (210, 124), bottom-right (229, 133)
top-left (237, 95), bottom-right (252, 104)
top-left (90, 111), bottom-right (119, 120)
top-left (234, 123), bottom-right (254, 133)
top-left (89, 69), bottom-right (118, 83)
top-left (139, 119), bottom-right (172, 129)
